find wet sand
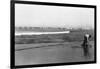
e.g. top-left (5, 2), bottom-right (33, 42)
top-left (15, 41), bottom-right (94, 65)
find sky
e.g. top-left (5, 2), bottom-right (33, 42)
top-left (15, 4), bottom-right (94, 29)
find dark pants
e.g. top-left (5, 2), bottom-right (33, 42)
top-left (82, 43), bottom-right (90, 58)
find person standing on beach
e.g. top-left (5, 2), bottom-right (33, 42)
top-left (81, 34), bottom-right (91, 58)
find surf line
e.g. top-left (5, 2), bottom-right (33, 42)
top-left (15, 31), bottom-right (70, 35)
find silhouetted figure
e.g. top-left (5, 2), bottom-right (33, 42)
top-left (81, 34), bottom-right (91, 58)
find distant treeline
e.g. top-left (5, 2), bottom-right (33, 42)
top-left (15, 26), bottom-right (93, 32)
top-left (15, 27), bottom-right (68, 32)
